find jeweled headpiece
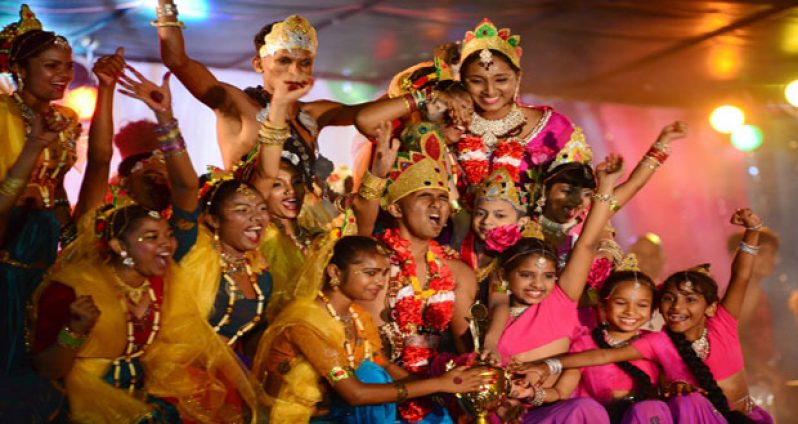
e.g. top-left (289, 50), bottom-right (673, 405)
top-left (259, 15), bottom-right (318, 58)
top-left (546, 127), bottom-right (592, 172)
top-left (0, 4), bottom-right (69, 73)
top-left (475, 169), bottom-right (526, 212)
top-left (383, 122), bottom-right (449, 206)
top-left (199, 166), bottom-right (236, 210)
top-left (615, 253), bottom-right (641, 273)
top-left (460, 18), bottom-right (521, 70)
top-left (387, 57), bottom-right (454, 98)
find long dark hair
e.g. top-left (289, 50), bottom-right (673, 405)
top-left (660, 271), bottom-right (754, 424)
top-left (592, 271), bottom-right (658, 402)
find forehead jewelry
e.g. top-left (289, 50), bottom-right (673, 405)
top-left (236, 184), bottom-right (257, 200)
top-left (534, 255), bottom-right (547, 270)
top-left (147, 210), bottom-right (162, 220)
top-left (479, 48), bottom-right (494, 70)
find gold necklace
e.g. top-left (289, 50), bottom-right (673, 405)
top-left (112, 270), bottom-right (150, 304)
top-left (318, 291), bottom-right (371, 368)
top-left (468, 103), bottom-right (526, 148)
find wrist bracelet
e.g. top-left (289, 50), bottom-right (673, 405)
top-left (739, 241), bottom-right (760, 256)
top-left (358, 171), bottom-right (387, 201)
top-left (411, 89), bottom-right (427, 111)
top-left (0, 176), bottom-right (27, 197)
top-left (57, 326), bottom-right (87, 350)
top-left (151, 20), bottom-right (186, 29)
top-left (543, 358), bottom-right (562, 375)
top-left (530, 386), bottom-right (546, 407)
top-left (745, 222), bottom-right (763, 232)
top-left (592, 192), bottom-right (615, 204)
top-left (642, 156), bottom-right (661, 170)
top-left (403, 93), bottom-right (418, 113)
top-left (394, 381), bottom-right (408, 403)
top-left (328, 366), bottom-right (354, 383)
top-left (156, 3), bottom-right (178, 18)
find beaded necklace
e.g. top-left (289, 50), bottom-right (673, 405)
top-left (318, 291), bottom-right (371, 368)
top-left (213, 251), bottom-right (265, 346)
top-left (111, 279), bottom-right (161, 394)
top-left (602, 328), bottom-right (640, 348)
top-left (11, 92), bottom-right (79, 208)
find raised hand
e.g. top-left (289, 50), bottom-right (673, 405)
top-left (68, 295), bottom-right (101, 336)
top-left (436, 90), bottom-right (474, 129)
top-left (438, 365), bottom-right (494, 393)
top-left (657, 121), bottom-right (688, 144)
top-left (92, 47), bottom-right (125, 87)
top-left (370, 121), bottom-right (400, 178)
top-left (117, 65), bottom-right (172, 114)
top-left (595, 153), bottom-right (624, 188)
top-left (730, 208), bottom-right (762, 230)
top-left (271, 71), bottom-right (314, 107)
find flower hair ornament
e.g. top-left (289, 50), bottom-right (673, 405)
top-left (199, 166), bottom-right (236, 211)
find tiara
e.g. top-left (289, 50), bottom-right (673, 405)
top-left (460, 19), bottom-right (521, 69)
top-left (259, 15), bottom-right (318, 58)
top-left (615, 253), bottom-right (641, 273)
top-left (474, 169), bottom-right (526, 212)
top-left (546, 127), bottom-right (593, 172)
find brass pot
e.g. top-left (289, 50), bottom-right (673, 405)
top-left (450, 361), bottom-right (511, 424)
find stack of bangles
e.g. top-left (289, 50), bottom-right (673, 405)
top-left (0, 176), bottom-right (27, 198)
top-left (402, 88), bottom-right (437, 114)
top-left (155, 119), bottom-right (186, 158)
top-left (739, 241), bottom-right (760, 256)
top-left (358, 171), bottom-right (386, 200)
top-left (258, 119), bottom-right (290, 148)
top-left (642, 140), bottom-right (670, 170)
top-left (57, 325), bottom-right (87, 350)
top-left (151, 2), bottom-right (185, 28)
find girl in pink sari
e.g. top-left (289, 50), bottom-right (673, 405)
top-left (512, 208), bottom-right (773, 424)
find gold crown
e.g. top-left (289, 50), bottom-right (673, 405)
top-left (383, 122), bottom-right (449, 206)
top-left (615, 253), bottom-right (641, 272)
top-left (1, 4), bottom-right (43, 72)
top-left (259, 15), bottom-right (318, 58)
top-left (387, 57), bottom-right (454, 98)
top-left (547, 127), bottom-right (593, 172)
top-left (474, 169), bottom-right (525, 212)
top-left (460, 18), bottom-right (521, 69)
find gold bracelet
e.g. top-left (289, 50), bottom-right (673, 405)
top-left (597, 239), bottom-right (624, 264)
top-left (0, 176), bottom-right (27, 197)
top-left (358, 171), bottom-right (386, 200)
top-left (151, 20), bottom-right (186, 29)
top-left (261, 118), bottom-right (289, 131)
top-left (642, 155), bottom-right (661, 171)
top-left (394, 381), bottom-right (408, 403)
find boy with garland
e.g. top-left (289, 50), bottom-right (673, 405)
top-left (355, 121), bottom-right (477, 423)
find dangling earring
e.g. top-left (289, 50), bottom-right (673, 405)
top-left (14, 73), bottom-right (24, 93)
top-left (329, 277), bottom-right (340, 289)
top-left (120, 250), bottom-right (135, 268)
top-left (535, 194), bottom-right (546, 214)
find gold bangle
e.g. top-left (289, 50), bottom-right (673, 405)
top-left (151, 20), bottom-right (186, 29)
top-left (394, 381), bottom-right (408, 403)
top-left (0, 176), bottom-right (27, 197)
top-left (261, 118), bottom-right (289, 131)
top-left (597, 239), bottom-right (624, 264)
top-left (358, 171), bottom-right (386, 200)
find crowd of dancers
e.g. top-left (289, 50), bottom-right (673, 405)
top-left (0, 2), bottom-right (780, 423)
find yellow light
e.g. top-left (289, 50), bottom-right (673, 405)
top-left (707, 45), bottom-right (741, 80)
top-left (785, 80), bottom-right (798, 107)
top-left (63, 86), bottom-right (97, 121)
top-left (708, 105), bottom-right (745, 134)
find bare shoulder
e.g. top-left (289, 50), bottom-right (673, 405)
top-left (446, 258), bottom-right (477, 292)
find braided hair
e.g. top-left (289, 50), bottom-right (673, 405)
top-left (592, 271), bottom-right (658, 401)
top-left (660, 271), bottom-right (754, 424)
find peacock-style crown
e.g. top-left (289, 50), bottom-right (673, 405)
top-left (460, 18), bottom-right (521, 69)
top-left (546, 127), bottom-right (593, 172)
top-left (474, 169), bottom-right (526, 212)
top-left (383, 122), bottom-right (449, 207)
top-left (260, 15), bottom-right (318, 58)
top-left (0, 4), bottom-right (42, 72)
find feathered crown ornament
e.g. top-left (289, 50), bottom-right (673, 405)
top-left (383, 122), bottom-right (449, 207)
top-left (460, 18), bottom-right (521, 69)
top-left (546, 127), bottom-right (593, 172)
top-left (259, 15), bottom-right (318, 58)
top-left (615, 253), bottom-right (641, 272)
top-left (474, 169), bottom-right (526, 212)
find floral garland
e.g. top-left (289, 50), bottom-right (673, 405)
top-left (456, 134), bottom-right (525, 185)
top-left (379, 228), bottom-right (456, 422)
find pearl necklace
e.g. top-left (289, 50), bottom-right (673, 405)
top-left (319, 291), bottom-right (371, 368)
top-left (214, 253), bottom-right (265, 346)
top-left (468, 104), bottom-right (526, 149)
top-left (691, 328), bottom-right (710, 360)
top-left (112, 281), bottom-right (161, 394)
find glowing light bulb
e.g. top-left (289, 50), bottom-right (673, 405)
top-left (785, 80), bottom-right (798, 107)
top-left (731, 125), bottom-right (763, 152)
top-left (63, 87), bottom-right (97, 121)
top-left (709, 105), bottom-right (745, 134)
